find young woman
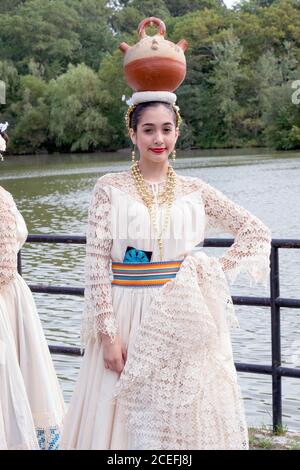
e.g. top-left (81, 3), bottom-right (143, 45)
top-left (62, 99), bottom-right (271, 450)
top-left (0, 127), bottom-right (65, 450)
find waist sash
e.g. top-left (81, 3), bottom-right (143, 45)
top-left (111, 259), bottom-right (184, 287)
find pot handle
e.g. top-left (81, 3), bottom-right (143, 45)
top-left (138, 17), bottom-right (166, 39)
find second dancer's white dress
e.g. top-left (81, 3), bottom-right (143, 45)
top-left (0, 187), bottom-right (65, 450)
top-left (62, 170), bottom-right (271, 450)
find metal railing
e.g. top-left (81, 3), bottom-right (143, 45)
top-left (18, 235), bottom-right (300, 432)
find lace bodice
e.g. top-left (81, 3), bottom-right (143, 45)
top-left (91, 170), bottom-right (202, 203)
top-left (81, 170), bottom-right (271, 344)
top-left (0, 186), bottom-right (18, 291)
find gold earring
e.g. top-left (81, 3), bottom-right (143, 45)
top-left (171, 149), bottom-right (176, 162)
top-left (131, 146), bottom-right (136, 164)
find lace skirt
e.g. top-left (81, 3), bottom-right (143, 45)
top-left (62, 254), bottom-right (249, 450)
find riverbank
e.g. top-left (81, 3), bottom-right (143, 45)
top-left (249, 427), bottom-right (300, 450)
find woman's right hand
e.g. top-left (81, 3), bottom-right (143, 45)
top-left (101, 334), bottom-right (127, 374)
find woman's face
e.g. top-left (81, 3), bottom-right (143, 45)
top-left (129, 105), bottom-right (179, 164)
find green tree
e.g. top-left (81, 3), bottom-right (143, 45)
top-left (0, 0), bottom-right (81, 78)
top-left (171, 8), bottom-right (229, 49)
top-left (233, 0), bottom-right (300, 62)
top-left (210, 33), bottom-right (243, 144)
top-left (259, 43), bottom-right (300, 149)
top-left (262, 82), bottom-right (300, 149)
top-left (10, 75), bottom-right (49, 153)
top-left (47, 64), bottom-right (112, 152)
top-left (110, 6), bottom-right (145, 35)
top-left (110, 0), bottom-right (171, 34)
top-left (240, 49), bottom-right (282, 143)
top-left (0, 61), bottom-right (21, 136)
top-left (165, 0), bottom-right (225, 17)
top-left (0, 0), bottom-right (26, 13)
top-left (0, 0), bottom-right (299, 153)
top-left (65, 0), bottom-right (117, 70)
top-left (0, 60), bottom-right (20, 107)
top-left (238, 0), bottom-right (278, 13)
top-left (98, 50), bottom-right (132, 149)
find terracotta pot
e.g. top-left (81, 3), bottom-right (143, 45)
top-left (119, 17), bottom-right (188, 92)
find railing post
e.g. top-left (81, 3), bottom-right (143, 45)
top-left (270, 245), bottom-right (282, 431)
top-left (17, 250), bottom-right (22, 276)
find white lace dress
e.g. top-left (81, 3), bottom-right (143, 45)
top-left (0, 187), bottom-right (65, 450)
top-left (62, 170), bottom-right (271, 450)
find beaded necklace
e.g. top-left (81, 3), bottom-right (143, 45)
top-left (131, 161), bottom-right (176, 260)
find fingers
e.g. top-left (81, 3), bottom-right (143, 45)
top-left (104, 358), bottom-right (124, 373)
top-left (102, 337), bottom-right (126, 373)
top-left (114, 358), bottom-right (125, 373)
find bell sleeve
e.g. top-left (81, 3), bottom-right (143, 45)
top-left (81, 179), bottom-right (117, 345)
top-left (0, 188), bottom-right (18, 291)
top-left (200, 180), bottom-right (271, 287)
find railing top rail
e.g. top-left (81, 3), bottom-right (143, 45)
top-left (25, 235), bottom-right (300, 249)
top-left (27, 235), bottom-right (86, 244)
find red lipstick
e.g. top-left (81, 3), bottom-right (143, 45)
top-left (149, 148), bottom-right (166, 154)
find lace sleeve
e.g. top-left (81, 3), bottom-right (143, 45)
top-left (201, 180), bottom-right (271, 287)
top-left (0, 187), bottom-right (18, 291)
top-left (81, 179), bottom-right (117, 345)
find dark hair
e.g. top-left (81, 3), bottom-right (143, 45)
top-left (130, 101), bottom-right (177, 132)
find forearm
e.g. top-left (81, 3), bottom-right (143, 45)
top-left (202, 180), bottom-right (271, 285)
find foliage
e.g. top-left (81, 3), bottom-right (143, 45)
top-left (47, 64), bottom-right (112, 152)
top-left (0, 0), bottom-right (300, 153)
top-left (9, 75), bottom-right (49, 153)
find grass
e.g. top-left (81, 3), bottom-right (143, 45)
top-left (249, 426), bottom-right (300, 450)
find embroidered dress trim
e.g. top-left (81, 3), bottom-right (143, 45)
top-left (111, 260), bottom-right (184, 287)
top-left (36, 425), bottom-right (61, 450)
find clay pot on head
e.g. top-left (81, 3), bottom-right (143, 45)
top-left (119, 17), bottom-right (188, 92)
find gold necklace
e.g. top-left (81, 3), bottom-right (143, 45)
top-left (131, 161), bottom-right (176, 260)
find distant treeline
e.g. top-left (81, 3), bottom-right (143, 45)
top-left (0, 0), bottom-right (300, 154)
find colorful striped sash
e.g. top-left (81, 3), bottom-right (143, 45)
top-left (111, 259), bottom-right (183, 287)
